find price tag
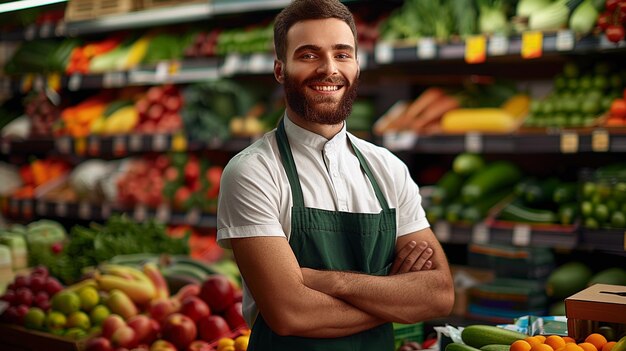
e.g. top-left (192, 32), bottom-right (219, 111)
top-left (134, 205), bottom-right (148, 222)
top-left (75, 137), bottom-right (87, 156)
top-left (417, 38), bottom-right (436, 59)
top-left (374, 42), bottom-right (393, 64)
top-left (24, 25), bottom-right (37, 40)
top-left (88, 137), bottom-right (101, 156)
top-left (556, 30), bottom-right (575, 51)
top-left (472, 223), bottom-right (490, 244)
top-left (592, 129), bottom-right (610, 152)
top-left (465, 132), bottom-right (483, 153)
top-left (465, 35), bottom-right (486, 64)
top-left (382, 132), bottom-right (416, 151)
top-left (152, 134), bottom-right (167, 151)
top-left (55, 137), bottom-right (72, 154)
top-left (512, 224), bottom-right (532, 246)
top-left (560, 131), bottom-right (579, 153)
top-left (169, 61), bottom-right (180, 76)
top-left (522, 31), bottom-right (543, 59)
top-left (1, 139), bottom-right (10, 154)
top-left (22, 199), bottom-right (33, 218)
top-left (55, 21), bottom-right (66, 36)
top-left (56, 202), bottom-right (68, 217)
top-left (113, 135), bottom-right (127, 156)
top-left (434, 221), bottom-right (451, 242)
top-left (47, 73), bottom-right (61, 92)
top-left (39, 23), bottom-right (52, 38)
top-left (156, 204), bottom-right (171, 223)
top-left (155, 62), bottom-right (169, 82)
top-left (488, 34), bottom-right (509, 56)
top-left (68, 74), bottom-right (82, 91)
top-left (185, 208), bottom-right (201, 225)
top-left (171, 133), bottom-right (187, 152)
top-left (248, 54), bottom-right (269, 73)
top-left (221, 54), bottom-right (242, 76)
top-left (36, 200), bottom-right (46, 215)
top-left (103, 72), bottom-right (126, 88)
top-left (129, 134), bottom-right (143, 152)
top-left (78, 202), bottom-right (91, 219)
top-left (101, 203), bottom-right (111, 218)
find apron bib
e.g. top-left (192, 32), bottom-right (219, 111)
top-left (248, 120), bottom-right (397, 351)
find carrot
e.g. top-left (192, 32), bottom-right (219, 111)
top-left (410, 95), bottom-right (460, 133)
top-left (372, 100), bottom-right (409, 135)
top-left (388, 87), bottom-right (445, 132)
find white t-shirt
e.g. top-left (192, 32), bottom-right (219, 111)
top-left (216, 115), bottom-right (430, 326)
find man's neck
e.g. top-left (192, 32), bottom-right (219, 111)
top-left (286, 108), bottom-right (344, 140)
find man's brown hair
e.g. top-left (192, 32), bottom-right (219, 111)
top-left (273, 0), bottom-right (357, 62)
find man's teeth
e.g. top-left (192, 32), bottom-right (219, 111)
top-left (312, 85), bottom-right (339, 91)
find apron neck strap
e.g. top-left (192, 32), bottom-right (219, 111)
top-left (277, 118), bottom-right (390, 211)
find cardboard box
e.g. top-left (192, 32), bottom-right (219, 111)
top-left (565, 284), bottom-right (626, 340)
top-left (450, 265), bottom-right (495, 316)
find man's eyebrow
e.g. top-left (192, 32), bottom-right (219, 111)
top-left (293, 44), bottom-right (355, 55)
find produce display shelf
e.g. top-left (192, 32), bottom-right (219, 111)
top-left (0, 322), bottom-right (86, 351)
top-left (4, 197), bottom-right (218, 228)
top-left (579, 228), bottom-right (626, 254)
top-left (0, 21), bottom-right (67, 41)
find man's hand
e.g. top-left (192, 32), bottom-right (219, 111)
top-left (389, 240), bottom-right (433, 275)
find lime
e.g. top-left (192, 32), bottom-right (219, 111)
top-left (89, 305), bottom-right (110, 326)
top-left (593, 75), bottom-right (608, 91)
top-left (584, 217), bottom-right (599, 229)
top-left (51, 291), bottom-right (81, 315)
top-left (581, 201), bottom-right (593, 217)
top-left (594, 204), bottom-right (610, 223)
top-left (582, 182), bottom-right (596, 199)
top-left (67, 311), bottom-right (91, 330)
top-left (65, 327), bottom-right (87, 340)
top-left (614, 182), bottom-right (626, 202)
top-left (45, 311), bottom-right (67, 330)
top-left (24, 307), bottom-right (46, 330)
top-left (78, 286), bottom-right (100, 312)
top-left (563, 62), bottom-right (579, 78)
top-left (610, 211), bottom-right (626, 228)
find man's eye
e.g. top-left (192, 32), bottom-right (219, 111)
top-left (336, 53), bottom-right (351, 59)
top-left (302, 54), bottom-right (316, 59)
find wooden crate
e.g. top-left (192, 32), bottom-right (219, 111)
top-left (0, 323), bottom-right (88, 351)
top-left (142, 0), bottom-right (206, 10)
top-left (65, 0), bottom-right (143, 22)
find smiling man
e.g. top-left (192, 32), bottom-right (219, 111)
top-left (216, 1), bottom-right (454, 350)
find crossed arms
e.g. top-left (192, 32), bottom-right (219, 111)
top-left (230, 227), bottom-right (455, 338)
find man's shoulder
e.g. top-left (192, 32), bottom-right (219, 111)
top-left (225, 131), bottom-right (280, 173)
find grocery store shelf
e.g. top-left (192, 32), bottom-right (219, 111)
top-left (4, 197), bottom-right (217, 227)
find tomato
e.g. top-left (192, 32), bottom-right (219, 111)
top-left (610, 99), bottom-right (626, 117)
top-left (605, 24), bottom-right (626, 42)
top-left (597, 12), bottom-right (612, 30)
top-left (607, 0), bottom-right (620, 11)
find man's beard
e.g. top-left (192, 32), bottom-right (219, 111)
top-left (283, 71), bottom-right (359, 125)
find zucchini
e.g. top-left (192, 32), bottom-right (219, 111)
top-left (461, 325), bottom-right (527, 348)
top-left (498, 201), bottom-right (558, 224)
top-left (523, 177), bottom-right (559, 206)
top-left (480, 345), bottom-right (511, 351)
top-left (446, 343), bottom-right (483, 351)
top-left (432, 171), bottom-right (465, 205)
top-left (553, 182), bottom-right (578, 204)
top-left (462, 162), bottom-right (522, 204)
top-left (461, 189), bottom-right (511, 224)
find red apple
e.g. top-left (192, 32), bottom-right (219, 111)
top-left (15, 287), bottom-right (33, 306)
top-left (13, 275), bottom-right (30, 289)
top-left (34, 291), bottom-right (50, 310)
top-left (161, 313), bottom-right (197, 350)
top-left (102, 314), bottom-right (127, 339)
top-left (180, 296), bottom-right (210, 322)
top-left (31, 265), bottom-right (49, 278)
top-left (111, 325), bottom-right (138, 349)
top-left (29, 275), bottom-right (46, 293)
top-left (150, 340), bottom-right (177, 351)
top-left (149, 298), bottom-right (180, 323)
top-left (127, 315), bottom-right (160, 345)
top-left (187, 340), bottom-right (215, 351)
top-left (130, 345), bottom-right (150, 351)
top-left (224, 302), bottom-right (247, 330)
top-left (1, 290), bottom-right (16, 305)
top-left (199, 276), bottom-right (235, 313)
top-left (85, 337), bottom-right (113, 351)
top-left (197, 315), bottom-right (230, 343)
top-left (44, 277), bottom-right (63, 296)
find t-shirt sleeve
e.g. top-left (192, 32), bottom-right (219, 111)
top-left (391, 154), bottom-right (430, 237)
top-left (216, 152), bottom-right (286, 249)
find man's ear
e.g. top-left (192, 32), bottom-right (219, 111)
top-left (274, 60), bottom-right (284, 84)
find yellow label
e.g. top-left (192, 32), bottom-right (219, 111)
top-left (171, 132), bottom-right (188, 152)
top-left (560, 132), bottom-right (578, 153)
top-left (592, 129), bottom-right (609, 152)
top-left (21, 74), bottom-right (34, 93)
top-left (465, 35), bottom-right (486, 64)
top-left (47, 73), bottom-right (61, 91)
top-left (169, 61), bottom-right (181, 75)
top-left (522, 31), bottom-right (543, 59)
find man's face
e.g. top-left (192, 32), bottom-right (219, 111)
top-left (280, 18), bottom-right (359, 125)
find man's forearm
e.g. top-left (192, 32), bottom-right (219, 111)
top-left (302, 268), bottom-right (454, 324)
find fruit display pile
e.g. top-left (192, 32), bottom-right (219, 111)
top-left (445, 325), bottom-right (626, 351)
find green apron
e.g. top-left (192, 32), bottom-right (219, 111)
top-left (248, 119), bottom-right (397, 351)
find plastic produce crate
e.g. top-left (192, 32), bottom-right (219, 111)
top-left (65, 0), bottom-right (143, 22)
top-left (393, 322), bottom-right (423, 348)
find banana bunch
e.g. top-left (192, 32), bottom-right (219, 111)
top-left (94, 264), bottom-right (157, 305)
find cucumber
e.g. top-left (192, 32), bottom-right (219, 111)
top-left (462, 162), bottom-right (522, 204)
top-left (523, 178), bottom-right (559, 206)
top-left (453, 153), bottom-right (485, 176)
top-left (480, 345), bottom-right (511, 351)
top-left (553, 182), bottom-right (578, 204)
top-left (446, 343), bottom-right (483, 351)
top-left (461, 325), bottom-right (527, 348)
top-left (461, 189), bottom-right (511, 224)
top-left (498, 201), bottom-right (558, 224)
top-left (432, 171), bottom-right (465, 205)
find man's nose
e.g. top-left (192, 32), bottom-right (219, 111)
top-left (316, 56), bottom-right (338, 76)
